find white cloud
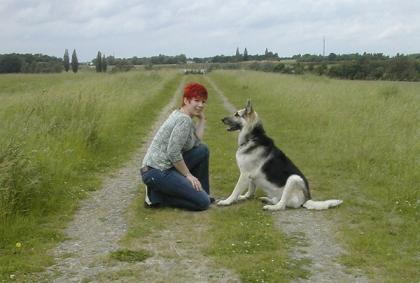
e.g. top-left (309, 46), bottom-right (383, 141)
top-left (1, 0), bottom-right (419, 61)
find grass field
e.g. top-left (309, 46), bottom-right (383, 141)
top-left (207, 70), bottom-right (419, 282)
top-left (0, 70), bottom-right (182, 279)
top-left (0, 69), bottom-right (418, 282)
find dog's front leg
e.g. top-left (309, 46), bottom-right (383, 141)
top-left (238, 180), bottom-right (256, 201)
top-left (217, 173), bottom-right (249, 206)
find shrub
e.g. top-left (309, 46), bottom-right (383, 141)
top-left (0, 141), bottom-right (42, 219)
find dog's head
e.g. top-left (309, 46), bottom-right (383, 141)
top-left (222, 99), bottom-right (257, 131)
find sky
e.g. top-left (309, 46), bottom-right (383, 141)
top-left (1, 0), bottom-right (419, 62)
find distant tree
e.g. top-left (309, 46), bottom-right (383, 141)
top-left (0, 54), bottom-right (23, 73)
top-left (106, 55), bottom-right (115, 65)
top-left (386, 55), bottom-right (417, 81)
top-left (294, 62), bottom-right (304, 74)
top-left (111, 61), bottom-right (134, 73)
top-left (233, 48), bottom-right (241, 61)
top-left (0, 53), bottom-right (63, 73)
top-left (315, 62), bottom-right (328, 75)
top-left (265, 48), bottom-right (269, 56)
top-left (71, 49), bottom-right (79, 73)
top-left (273, 63), bottom-right (285, 72)
top-left (96, 51), bottom-right (102, 72)
top-left (328, 53), bottom-right (337, 62)
top-left (102, 54), bottom-right (107, 72)
top-left (243, 48), bottom-right (248, 61)
top-left (63, 49), bottom-right (70, 72)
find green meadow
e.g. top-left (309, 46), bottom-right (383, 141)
top-left (207, 70), bottom-right (419, 281)
top-left (0, 70), bottom-right (182, 279)
top-left (0, 69), bottom-right (418, 282)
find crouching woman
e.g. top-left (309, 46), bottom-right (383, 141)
top-left (140, 82), bottom-right (213, 211)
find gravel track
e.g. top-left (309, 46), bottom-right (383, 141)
top-left (42, 77), bottom-right (239, 282)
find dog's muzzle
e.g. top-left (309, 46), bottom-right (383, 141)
top-left (222, 117), bottom-right (241, 131)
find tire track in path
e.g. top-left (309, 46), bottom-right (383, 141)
top-left (206, 76), bottom-right (368, 283)
top-left (42, 76), bottom-right (239, 282)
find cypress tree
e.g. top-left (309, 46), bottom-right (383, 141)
top-left (71, 49), bottom-right (79, 73)
top-left (235, 47), bottom-right (242, 62)
top-left (102, 54), bottom-right (107, 72)
top-left (244, 48), bottom-right (248, 61)
top-left (63, 49), bottom-right (70, 72)
top-left (96, 51), bottom-right (102, 72)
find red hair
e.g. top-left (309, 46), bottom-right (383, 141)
top-left (182, 82), bottom-right (208, 106)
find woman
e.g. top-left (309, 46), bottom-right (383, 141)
top-left (140, 82), bottom-right (213, 211)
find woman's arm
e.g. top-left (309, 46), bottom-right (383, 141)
top-left (167, 115), bottom-right (203, 191)
top-left (195, 112), bottom-right (206, 140)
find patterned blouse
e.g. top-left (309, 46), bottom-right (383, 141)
top-left (142, 110), bottom-right (200, 170)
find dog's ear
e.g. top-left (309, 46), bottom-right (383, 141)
top-left (246, 98), bottom-right (253, 114)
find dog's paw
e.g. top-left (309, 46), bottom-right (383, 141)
top-left (263, 204), bottom-right (286, 211)
top-left (259, 197), bottom-right (272, 204)
top-left (217, 199), bottom-right (232, 206)
top-left (238, 194), bottom-right (253, 201)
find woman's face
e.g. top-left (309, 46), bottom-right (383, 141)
top-left (183, 97), bottom-right (206, 117)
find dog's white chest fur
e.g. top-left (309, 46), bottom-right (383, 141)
top-left (236, 144), bottom-right (265, 175)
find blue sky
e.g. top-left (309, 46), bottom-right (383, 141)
top-left (1, 0), bottom-right (419, 62)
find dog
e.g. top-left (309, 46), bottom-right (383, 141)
top-left (217, 99), bottom-right (343, 211)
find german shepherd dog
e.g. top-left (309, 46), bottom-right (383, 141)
top-left (217, 100), bottom-right (343, 211)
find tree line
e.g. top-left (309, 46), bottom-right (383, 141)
top-left (292, 52), bottom-right (420, 81)
top-left (1, 49), bottom-right (419, 81)
top-left (207, 51), bottom-right (420, 82)
top-left (0, 53), bottom-right (63, 73)
top-left (0, 50), bottom-right (79, 74)
top-left (326, 53), bottom-right (420, 81)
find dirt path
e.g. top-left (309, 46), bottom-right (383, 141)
top-left (206, 76), bottom-right (369, 283)
top-left (43, 77), bottom-right (239, 282)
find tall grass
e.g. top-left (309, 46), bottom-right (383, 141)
top-left (209, 70), bottom-right (419, 282)
top-left (0, 70), bottom-right (182, 278)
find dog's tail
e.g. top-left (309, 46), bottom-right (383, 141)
top-left (303, 199), bottom-right (343, 210)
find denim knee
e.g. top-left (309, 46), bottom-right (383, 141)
top-left (197, 143), bottom-right (209, 157)
top-left (195, 195), bottom-right (211, 211)
top-left (183, 143), bottom-right (209, 167)
top-left (189, 143), bottom-right (208, 157)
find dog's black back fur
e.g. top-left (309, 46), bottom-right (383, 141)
top-left (244, 123), bottom-right (311, 200)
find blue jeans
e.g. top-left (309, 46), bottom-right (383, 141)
top-left (141, 144), bottom-right (211, 211)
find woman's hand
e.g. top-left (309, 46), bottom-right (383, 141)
top-left (186, 173), bottom-right (203, 191)
top-left (172, 160), bottom-right (202, 191)
top-left (196, 111), bottom-right (205, 121)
